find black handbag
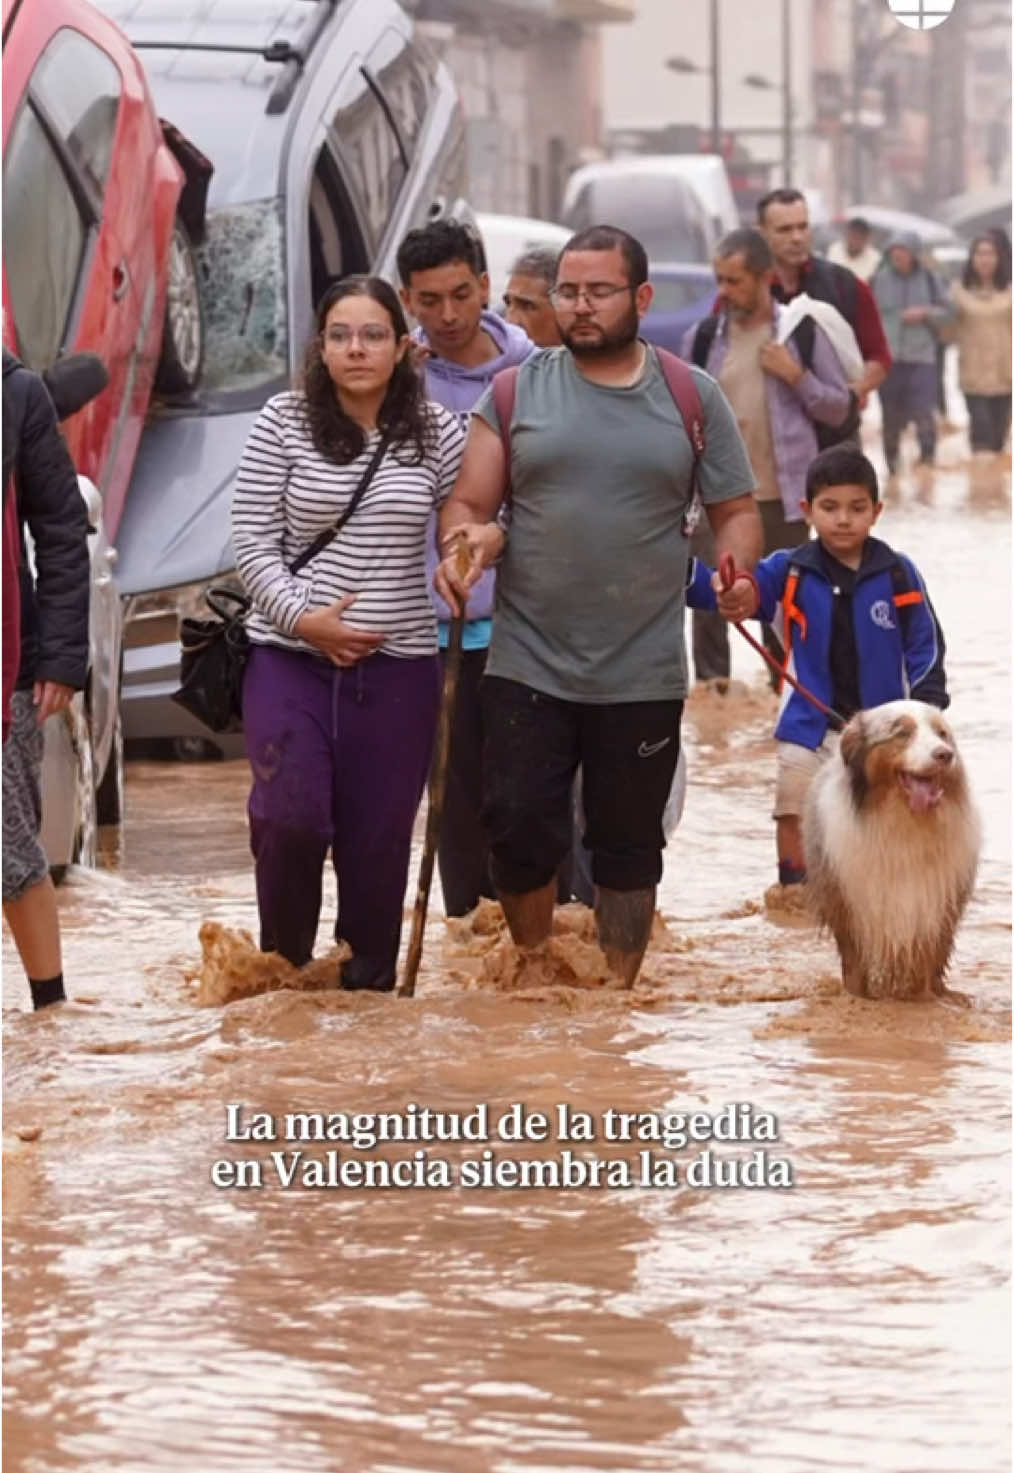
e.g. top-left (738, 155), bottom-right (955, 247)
top-left (170, 430), bottom-right (392, 734)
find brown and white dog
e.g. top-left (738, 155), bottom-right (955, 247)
top-left (803, 700), bottom-right (981, 1001)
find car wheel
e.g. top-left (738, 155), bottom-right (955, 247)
top-left (95, 702), bottom-right (124, 827)
top-left (155, 216), bottom-right (204, 395)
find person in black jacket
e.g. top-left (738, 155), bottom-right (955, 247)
top-left (2, 349), bottom-right (90, 1010)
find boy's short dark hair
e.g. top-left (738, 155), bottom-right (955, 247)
top-left (805, 446), bottom-right (880, 504)
top-left (397, 219), bottom-right (484, 286)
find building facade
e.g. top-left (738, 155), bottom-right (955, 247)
top-left (403, 0), bottom-right (634, 220)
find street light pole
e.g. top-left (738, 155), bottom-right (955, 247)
top-left (781, 0), bottom-right (793, 183)
top-left (851, 0), bottom-right (862, 201)
top-left (710, 0), bottom-right (721, 154)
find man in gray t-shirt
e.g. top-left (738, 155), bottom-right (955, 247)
top-left (436, 226), bottom-right (761, 989)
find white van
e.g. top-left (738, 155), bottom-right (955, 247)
top-left (561, 157), bottom-right (718, 264)
top-left (652, 155), bottom-right (739, 240)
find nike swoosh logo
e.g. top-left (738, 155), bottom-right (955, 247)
top-left (637, 738), bottom-right (671, 758)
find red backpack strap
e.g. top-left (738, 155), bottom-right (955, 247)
top-left (652, 346), bottom-right (706, 532)
top-left (653, 346), bottom-right (706, 463)
top-left (490, 365), bottom-right (520, 499)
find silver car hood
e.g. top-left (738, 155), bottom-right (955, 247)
top-left (114, 408), bottom-right (260, 595)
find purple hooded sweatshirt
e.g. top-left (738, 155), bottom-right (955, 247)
top-left (417, 311), bottom-right (537, 633)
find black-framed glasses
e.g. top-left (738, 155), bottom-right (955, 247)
top-left (548, 283), bottom-right (636, 307)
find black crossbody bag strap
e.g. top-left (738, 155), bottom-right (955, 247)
top-left (287, 429), bottom-right (392, 576)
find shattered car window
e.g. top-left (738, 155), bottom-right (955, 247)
top-left (196, 197), bottom-right (288, 395)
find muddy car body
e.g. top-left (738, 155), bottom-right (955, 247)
top-left (96, 0), bottom-right (471, 750)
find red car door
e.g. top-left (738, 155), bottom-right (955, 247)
top-left (2, 0), bottom-right (179, 538)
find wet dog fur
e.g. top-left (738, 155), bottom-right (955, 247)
top-left (803, 701), bottom-right (981, 1001)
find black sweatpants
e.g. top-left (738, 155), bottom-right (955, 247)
top-left (437, 646), bottom-right (497, 917)
top-left (965, 393), bottom-right (1012, 452)
top-left (481, 676), bottom-right (682, 895)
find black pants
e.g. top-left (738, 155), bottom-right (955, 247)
top-left (965, 393), bottom-right (1012, 452)
top-left (880, 362), bottom-right (937, 472)
top-left (437, 646), bottom-right (496, 917)
top-left (481, 676), bottom-right (681, 895)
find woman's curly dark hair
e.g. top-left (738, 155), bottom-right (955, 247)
top-left (300, 276), bottom-right (434, 464)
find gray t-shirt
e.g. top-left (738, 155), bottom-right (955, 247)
top-left (474, 344), bottom-right (756, 703)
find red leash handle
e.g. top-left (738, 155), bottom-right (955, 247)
top-left (718, 553), bottom-right (759, 612)
top-left (715, 553), bottom-right (846, 731)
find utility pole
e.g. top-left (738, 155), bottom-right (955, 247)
top-left (781, 0), bottom-right (793, 183)
top-left (850, 0), bottom-right (862, 201)
top-left (710, 0), bottom-right (721, 153)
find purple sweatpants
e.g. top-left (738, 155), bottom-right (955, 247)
top-left (243, 644), bottom-right (440, 987)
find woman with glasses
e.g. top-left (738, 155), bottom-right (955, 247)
top-left (231, 276), bottom-right (465, 991)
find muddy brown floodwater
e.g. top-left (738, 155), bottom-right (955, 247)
top-left (3, 442), bottom-right (1011, 1473)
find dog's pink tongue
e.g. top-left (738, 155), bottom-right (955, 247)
top-left (901, 774), bottom-right (943, 813)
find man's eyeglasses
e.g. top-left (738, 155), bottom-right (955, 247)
top-left (548, 283), bottom-right (635, 307)
top-left (323, 325), bottom-right (395, 348)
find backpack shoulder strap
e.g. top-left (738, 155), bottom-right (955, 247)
top-left (690, 313), bottom-right (719, 370)
top-left (788, 313), bottom-right (815, 370)
top-left (654, 346), bottom-right (706, 459)
top-left (490, 365), bottom-right (520, 464)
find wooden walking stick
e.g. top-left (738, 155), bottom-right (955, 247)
top-left (398, 535), bottom-right (473, 998)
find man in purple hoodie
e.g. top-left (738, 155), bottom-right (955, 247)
top-left (397, 220), bottom-right (537, 917)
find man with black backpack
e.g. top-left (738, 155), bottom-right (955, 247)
top-left (683, 229), bottom-right (852, 687)
top-left (434, 225), bottom-right (761, 990)
top-left (757, 188), bottom-right (891, 410)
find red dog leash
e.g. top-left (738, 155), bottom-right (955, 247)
top-left (718, 553), bottom-right (846, 731)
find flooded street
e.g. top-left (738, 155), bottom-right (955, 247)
top-left (3, 443), bottom-right (1010, 1473)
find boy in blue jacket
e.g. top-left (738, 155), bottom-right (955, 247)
top-left (709, 445), bottom-right (948, 890)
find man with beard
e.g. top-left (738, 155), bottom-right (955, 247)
top-left (684, 228), bottom-right (851, 690)
top-left (435, 226), bottom-right (761, 988)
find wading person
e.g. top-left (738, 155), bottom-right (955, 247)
top-left (2, 350), bottom-right (90, 1010)
top-left (503, 246), bottom-right (563, 348)
top-left (758, 188), bottom-right (891, 411)
top-left (397, 220), bottom-right (537, 918)
top-left (871, 232), bottom-right (952, 478)
top-left (685, 228), bottom-right (851, 688)
top-left (950, 234), bottom-right (1012, 458)
top-left (826, 216), bottom-right (881, 282)
top-left (436, 225), bottom-right (761, 989)
top-left (709, 446), bottom-right (948, 896)
top-left (231, 277), bottom-right (465, 992)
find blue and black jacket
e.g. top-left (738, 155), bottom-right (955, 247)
top-left (699, 535), bottom-right (948, 750)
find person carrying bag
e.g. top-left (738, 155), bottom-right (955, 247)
top-left (173, 430), bottom-right (391, 734)
top-left (229, 276), bottom-right (465, 993)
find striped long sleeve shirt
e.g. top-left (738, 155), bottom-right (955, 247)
top-left (231, 392), bottom-right (465, 659)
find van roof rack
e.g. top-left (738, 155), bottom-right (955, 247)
top-left (127, 0), bottom-right (339, 116)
